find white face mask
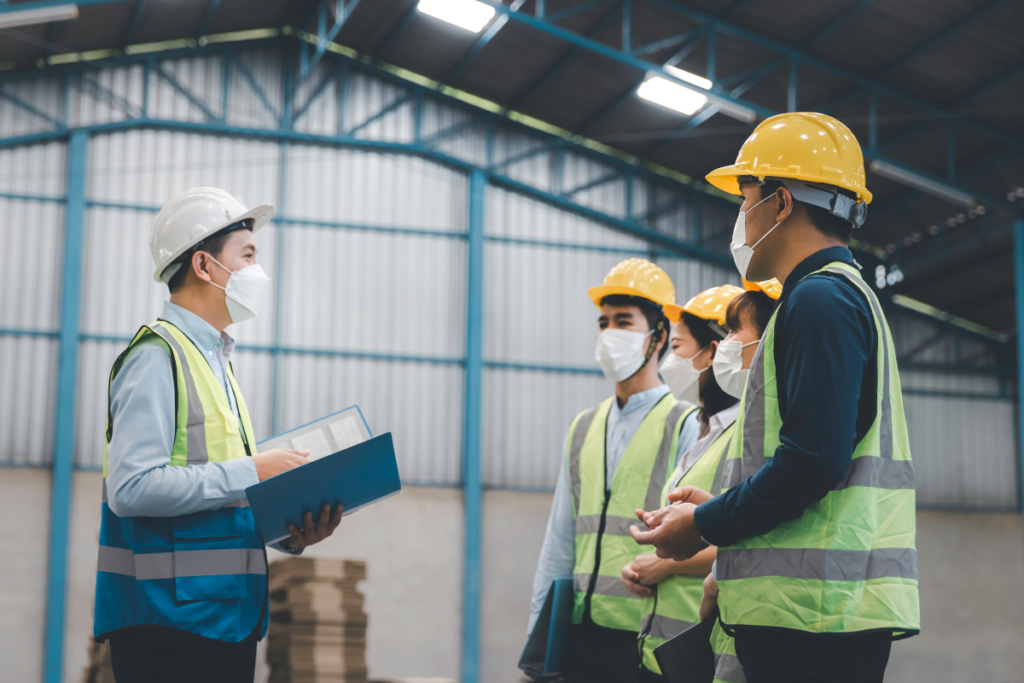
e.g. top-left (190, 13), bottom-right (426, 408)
top-left (205, 254), bottom-right (271, 325)
top-left (660, 346), bottom-right (708, 403)
top-left (731, 193), bottom-right (782, 280)
top-left (595, 328), bottom-right (655, 383)
top-left (713, 339), bottom-right (760, 399)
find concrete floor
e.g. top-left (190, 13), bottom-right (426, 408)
top-left (0, 473), bottom-right (1021, 683)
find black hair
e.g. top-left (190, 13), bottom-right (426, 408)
top-left (725, 291), bottom-right (778, 338)
top-left (167, 220), bottom-right (253, 294)
top-left (700, 364), bottom-right (738, 418)
top-left (680, 312), bottom-right (723, 349)
top-left (600, 294), bottom-right (670, 361)
top-left (755, 178), bottom-right (854, 243)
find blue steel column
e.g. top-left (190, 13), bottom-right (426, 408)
top-left (462, 169), bottom-right (485, 683)
top-left (1015, 219), bottom-right (1024, 533)
top-left (44, 130), bottom-right (89, 683)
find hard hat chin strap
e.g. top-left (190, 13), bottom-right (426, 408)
top-left (777, 178), bottom-right (868, 228)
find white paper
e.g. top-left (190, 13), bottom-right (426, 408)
top-left (329, 416), bottom-right (366, 451)
top-left (290, 429), bottom-right (332, 460)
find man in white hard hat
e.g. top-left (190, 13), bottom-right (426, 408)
top-left (93, 188), bottom-right (342, 682)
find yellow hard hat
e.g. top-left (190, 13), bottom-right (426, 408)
top-left (743, 278), bottom-right (783, 300)
top-left (706, 112), bottom-right (872, 204)
top-left (588, 258), bottom-right (676, 311)
top-left (666, 284), bottom-right (744, 326)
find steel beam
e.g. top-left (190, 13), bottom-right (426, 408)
top-left (198, 0), bottom-right (221, 37)
top-left (123, 0), bottom-right (147, 48)
top-left (643, 105), bottom-right (719, 157)
top-left (152, 61), bottom-right (218, 121)
top-left (0, 85), bottom-right (62, 128)
top-left (1015, 219), bottom-right (1024, 516)
top-left (461, 169), bottom-right (485, 683)
top-left (374, 2), bottom-right (418, 55)
top-left (802, 0), bottom-right (880, 48)
top-left (43, 130), bottom-right (87, 683)
top-left (547, 0), bottom-right (615, 23)
top-left (446, 13), bottom-right (509, 83)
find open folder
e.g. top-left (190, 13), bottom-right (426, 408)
top-left (246, 407), bottom-right (401, 545)
top-left (653, 610), bottom-right (717, 683)
top-left (518, 577), bottom-right (573, 676)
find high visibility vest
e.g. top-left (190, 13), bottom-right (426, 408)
top-left (638, 421), bottom-right (737, 676)
top-left (567, 394), bottom-right (696, 631)
top-left (717, 262), bottom-right (920, 637)
top-left (94, 320), bottom-right (268, 643)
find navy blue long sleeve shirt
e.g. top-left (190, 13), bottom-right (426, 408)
top-left (694, 246), bottom-right (878, 547)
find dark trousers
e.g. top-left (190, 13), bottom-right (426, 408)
top-left (638, 664), bottom-right (664, 682)
top-left (108, 627), bottom-right (258, 683)
top-left (734, 629), bottom-right (892, 683)
top-left (562, 620), bottom-right (640, 683)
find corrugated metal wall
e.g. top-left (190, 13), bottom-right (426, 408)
top-left (0, 44), bottom-right (1017, 506)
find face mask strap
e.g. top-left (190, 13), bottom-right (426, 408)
top-left (641, 319), bottom-right (666, 369)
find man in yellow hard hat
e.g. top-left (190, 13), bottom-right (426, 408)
top-left (632, 113), bottom-right (919, 683)
top-left (526, 259), bottom-right (700, 683)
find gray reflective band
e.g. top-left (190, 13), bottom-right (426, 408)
top-left (569, 407), bottom-right (598, 518)
top-left (573, 573), bottom-right (638, 599)
top-left (575, 514), bottom-right (646, 537)
top-left (102, 479), bottom-right (251, 508)
top-left (714, 653), bottom-right (744, 683)
top-left (822, 267), bottom-right (893, 461)
top-left (98, 546), bottom-right (266, 580)
top-left (644, 402), bottom-right (694, 513)
top-left (710, 436), bottom-right (734, 496)
top-left (716, 547), bottom-right (918, 582)
top-left (725, 340), bottom-right (769, 491)
top-left (151, 323), bottom-right (210, 466)
top-left (641, 613), bottom-right (696, 640)
top-left (835, 456), bottom-right (914, 490)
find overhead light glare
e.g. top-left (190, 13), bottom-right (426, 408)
top-left (663, 64), bottom-right (712, 90)
top-left (638, 76), bottom-right (709, 116)
top-left (869, 159), bottom-right (976, 208)
top-left (418, 0), bottom-right (496, 33)
top-left (0, 4), bottom-right (78, 30)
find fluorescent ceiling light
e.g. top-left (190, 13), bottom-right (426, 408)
top-left (869, 159), bottom-right (976, 208)
top-left (0, 4), bottom-right (78, 30)
top-left (663, 64), bottom-right (712, 91)
top-left (638, 76), bottom-right (709, 116)
top-left (418, 0), bottom-right (496, 33)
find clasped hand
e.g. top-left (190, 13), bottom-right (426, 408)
top-left (629, 486), bottom-right (714, 561)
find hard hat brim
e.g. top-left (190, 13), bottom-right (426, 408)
top-left (152, 203), bottom-right (275, 282)
top-left (705, 165), bottom-right (874, 204)
top-left (664, 303), bottom-right (684, 323)
top-left (588, 285), bottom-right (663, 311)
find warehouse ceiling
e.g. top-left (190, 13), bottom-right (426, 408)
top-left (0, 0), bottom-right (1022, 333)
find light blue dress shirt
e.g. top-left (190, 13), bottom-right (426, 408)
top-left (105, 302), bottom-right (294, 552)
top-left (527, 385), bottom-right (700, 632)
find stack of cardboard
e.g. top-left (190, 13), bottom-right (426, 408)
top-left (81, 640), bottom-right (114, 683)
top-left (268, 557), bottom-right (369, 683)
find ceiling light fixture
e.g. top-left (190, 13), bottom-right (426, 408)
top-left (0, 4), bottom-right (78, 30)
top-left (869, 159), bottom-right (976, 208)
top-left (638, 76), bottom-right (709, 116)
top-left (418, 0), bottom-right (496, 33)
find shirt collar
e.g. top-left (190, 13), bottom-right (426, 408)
top-left (160, 301), bottom-right (234, 359)
top-left (614, 384), bottom-right (671, 418)
top-left (780, 246), bottom-right (856, 306)
top-left (707, 401), bottom-right (740, 432)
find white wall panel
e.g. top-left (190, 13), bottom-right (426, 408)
top-left (75, 341), bottom-right (122, 470)
top-left (68, 65), bottom-right (145, 128)
top-left (0, 199), bottom-right (64, 330)
top-left (422, 99), bottom-right (486, 167)
top-left (345, 71), bottom-right (413, 142)
top-left (0, 336), bottom-right (58, 466)
top-left (0, 76), bottom-right (61, 138)
top-left (277, 355), bottom-right (463, 485)
top-left (482, 368), bottom-right (608, 489)
top-left (292, 61), bottom-right (338, 137)
top-left (280, 225), bottom-right (466, 356)
top-left (148, 55), bottom-right (224, 123)
top-left (285, 145), bottom-right (466, 231)
top-left (228, 48), bottom-right (284, 130)
top-left (88, 130), bottom-right (280, 206)
top-left (0, 140), bottom-right (66, 196)
top-left (231, 350), bottom-right (276, 443)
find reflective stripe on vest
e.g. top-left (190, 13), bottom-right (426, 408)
top-left (638, 421), bottom-right (736, 674)
top-left (567, 396), bottom-right (693, 631)
top-left (717, 262), bottom-right (920, 636)
top-left (97, 546), bottom-right (267, 579)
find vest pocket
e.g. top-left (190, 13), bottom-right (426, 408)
top-left (171, 511), bottom-right (248, 601)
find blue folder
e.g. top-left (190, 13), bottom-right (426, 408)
top-left (245, 432), bottom-right (401, 545)
top-left (518, 577), bottom-right (573, 676)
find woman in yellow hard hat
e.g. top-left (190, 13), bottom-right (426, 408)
top-left (618, 284), bottom-right (744, 682)
top-left (526, 259), bottom-right (703, 683)
top-left (632, 113), bottom-right (919, 683)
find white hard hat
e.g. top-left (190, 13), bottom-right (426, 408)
top-left (150, 187), bottom-right (274, 283)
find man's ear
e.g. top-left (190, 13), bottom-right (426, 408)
top-left (775, 187), bottom-right (794, 222)
top-left (191, 251), bottom-right (214, 284)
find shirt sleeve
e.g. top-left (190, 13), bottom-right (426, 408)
top-left (674, 410), bottom-right (701, 469)
top-left (527, 438), bottom-right (576, 634)
top-left (694, 275), bottom-right (874, 547)
top-left (105, 342), bottom-right (260, 519)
